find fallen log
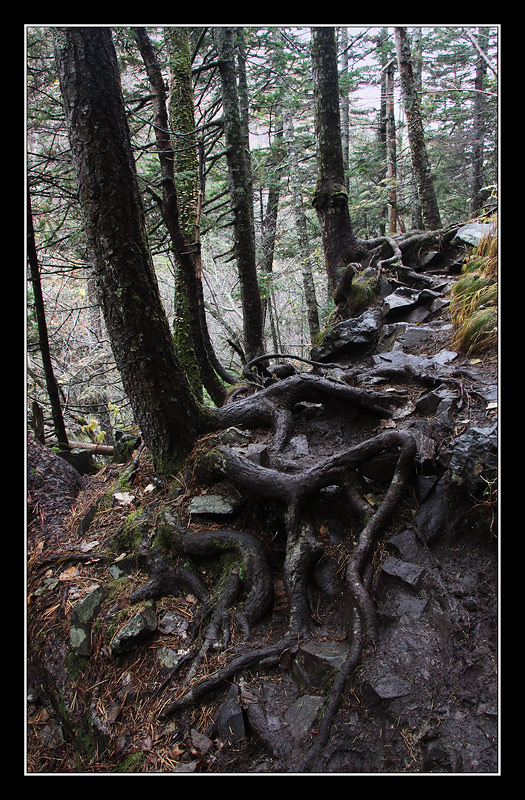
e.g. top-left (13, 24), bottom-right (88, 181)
top-left (50, 440), bottom-right (115, 455)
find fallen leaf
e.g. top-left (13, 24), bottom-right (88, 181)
top-left (59, 565), bottom-right (79, 581)
top-left (79, 540), bottom-right (99, 552)
top-left (171, 743), bottom-right (186, 760)
top-left (113, 491), bottom-right (135, 506)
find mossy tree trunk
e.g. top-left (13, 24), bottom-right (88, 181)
top-left (133, 27), bottom-right (227, 407)
top-left (165, 27), bottom-right (203, 403)
top-left (53, 27), bottom-right (212, 474)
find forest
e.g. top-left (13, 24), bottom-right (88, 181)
top-left (26, 26), bottom-right (499, 775)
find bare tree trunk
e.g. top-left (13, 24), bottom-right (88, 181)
top-left (83, 270), bottom-right (114, 445)
top-left (377, 29), bottom-right (388, 235)
top-left (395, 27), bottom-right (442, 231)
top-left (53, 27), bottom-right (211, 474)
top-left (408, 29), bottom-right (423, 229)
top-left (261, 185), bottom-right (280, 351)
top-left (339, 27), bottom-right (350, 192)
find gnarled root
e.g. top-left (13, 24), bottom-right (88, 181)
top-left (164, 515), bottom-right (275, 632)
top-left (159, 634), bottom-right (297, 720)
top-left (300, 430), bottom-right (417, 772)
top-left (161, 430), bottom-right (416, 749)
top-left (139, 373), bottom-right (417, 764)
top-left (213, 372), bottom-right (398, 456)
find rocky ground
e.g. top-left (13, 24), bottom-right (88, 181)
top-left (26, 224), bottom-right (499, 775)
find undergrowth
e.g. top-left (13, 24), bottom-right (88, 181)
top-left (450, 215), bottom-right (498, 355)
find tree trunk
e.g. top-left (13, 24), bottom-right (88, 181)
top-left (84, 269), bottom-right (114, 445)
top-left (214, 27), bottom-right (264, 361)
top-left (408, 29), bottom-right (424, 229)
top-left (283, 107), bottom-right (320, 342)
top-left (133, 27), bottom-right (227, 407)
top-left (469, 27), bottom-right (488, 217)
top-left (394, 27), bottom-right (441, 231)
top-left (53, 27), bottom-right (211, 474)
top-left (385, 61), bottom-right (399, 234)
top-left (311, 27), bottom-right (366, 297)
top-left (339, 27), bottom-right (350, 192)
top-left (27, 184), bottom-right (69, 447)
top-left (165, 27), bottom-right (204, 403)
top-left (259, 126), bottom-right (282, 350)
top-left (376, 29), bottom-right (388, 235)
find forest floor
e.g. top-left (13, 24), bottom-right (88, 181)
top-left (26, 264), bottom-right (499, 775)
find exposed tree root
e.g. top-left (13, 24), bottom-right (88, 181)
top-left (301, 615), bottom-right (364, 772)
top-left (365, 224), bottom-right (460, 275)
top-left (300, 431), bottom-right (416, 772)
top-left (241, 352), bottom-right (340, 383)
top-left (213, 372), bottom-right (398, 458)
top-left (156, 427), bottom-right (416, 767)
top-left (104, 374), bottom-right (416, 766)
top-left (164, 517), bottom-right (275, 633)
top-left (159, 634), bottom-right (297, 720)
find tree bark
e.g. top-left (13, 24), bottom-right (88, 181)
top-left (339, 27), bottom-right (350, 192)
top-left (385, 60), bottom-right (399, 234)
top-left (258, 105), bottom-right (284, 351)
top-left (376, 28), bottom-right (388, 235)
top-left (53, 27), bottom-right (211, 474)
top-left (133, 27), bottom-right (227, 406)
top-left (394, 27), bottom-right (442, 231)
top-left (469, 27), bottom-right (488, 216)
top-left (27, 184), bottom-right (69, 447)
top-left (214, 27), bottom-right (264, 361)
top-left (164, 27), bottom-right (204, 403)
top-left (311, 27), bottom-right (366, 296)
top-left (283, 107), bottom-right (320, 342)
